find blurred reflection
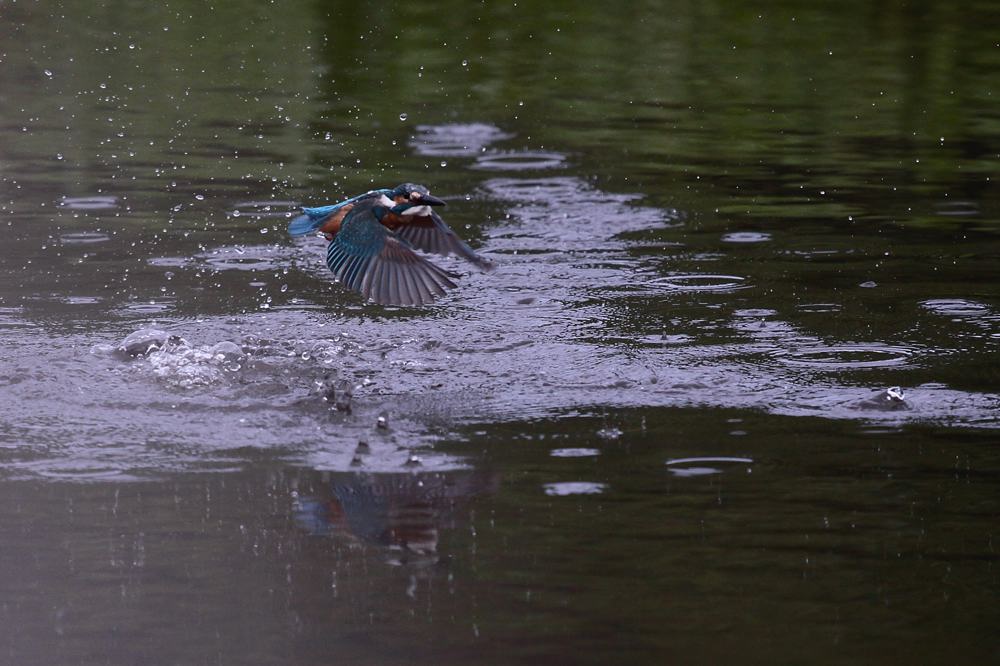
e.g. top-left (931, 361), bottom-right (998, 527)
top-left (294, 469), bottom-right (499, 567)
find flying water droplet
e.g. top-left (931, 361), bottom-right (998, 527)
top-left (399, 113), bottom-right (408, 121)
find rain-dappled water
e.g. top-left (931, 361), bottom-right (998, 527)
top-left (2, 1), bottom-right (999, 663)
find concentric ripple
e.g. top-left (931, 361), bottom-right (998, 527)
top-left (550, 448), bottom-right (601, 458)
top-left (543, 482), bottom-right (607, 496)
top-left (920, 298), bottom-right (991, 318)
top-left (773, 344), bottom-right (917, 369)
top-left (59, 195), bottom-right (119, 210)
top-left (59, 231), bottom-right (111, 244)
top-left (721, 231), bottom-right (772, 243)
top-left (665, 456), bottom-right (753, 477)
top-left (410, 123), bottom-right (514, 157)
top-left (473, 150), bottom-right (567, 171)
top-left (646, 274), bottom-right (749, 292)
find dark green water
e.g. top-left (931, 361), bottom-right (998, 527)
top-left (1, 1), bottom-right (998, 663)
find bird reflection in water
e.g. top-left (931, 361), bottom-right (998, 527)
top-left (294, 469), bottom-right (498, 567)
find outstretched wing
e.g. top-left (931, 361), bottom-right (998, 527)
top-left (326, 204), bottom-right (458, 306)
top-left (389, 210), bottom-right (494, 271)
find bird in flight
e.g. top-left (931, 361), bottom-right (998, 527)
top-left (288, 183), bottom-right (493, 306)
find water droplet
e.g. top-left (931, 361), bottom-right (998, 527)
top-left (164, 271), bottom-right (175, 280)
top-left (461, 59), bottom-right (469, 67)
top-left (194, 194), bottom-right (204, 200)
top-left (440, 160), bottom-right (448, 167)
top-left (399, 113), bottom-right (408, 121)
top-left (231, 210), bottom-right (241, 217)
top-left (128, 44), bottom-right (136, 50)
top-left (259, 227), bottom-right (269, 234)
top-left (44, 69), bottom-right (53, 78)
top-left (280, 284), bottom-right (288, 292)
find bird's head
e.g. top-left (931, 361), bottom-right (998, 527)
top-left (388, 183), bottom-right (446, 210)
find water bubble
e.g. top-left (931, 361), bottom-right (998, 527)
top-left (399, 113), bottom-right (408, 121)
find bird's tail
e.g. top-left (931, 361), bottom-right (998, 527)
top-left (288, 211), bottom-right (325, 236)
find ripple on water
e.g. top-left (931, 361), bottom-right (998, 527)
top-left (920, 298), bottom-right (991, 318)
top-left (797, 303), bottom-right (843, 313)
top-left (481, 176), bottom-right (583, 202)
top-left (646, 274), bottom-right (749, 293)
top-left (665, 456), bottom-right (753, 477)
top-left (934, 200), bottom-right (980, 217)
top-left (59, 195), bottom-right (119, 210)
top-left (543, 482), bottom-right (607, 496)
top-left (59, 231), bottom-right (111, 244)
top-left (550, 448), bottom-right (601, 458)
top-left (721, 231), bottom-right (772, 243)
top-left (115, 300), bottom-right (176, 316)
top-left (195, 244), bottom-right (292, 271)
top-left (773, 343), bottom-right (917, 369)
top-left (230, 200), bottom-right (299, 218)
top-left (62, 296), bottom-right (103, 305)
top-left (409, 123), bottom-right (514, 157)
top-left (473, 150), bottom-right (567, 171)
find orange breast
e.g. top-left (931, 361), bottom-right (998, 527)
top-left (319, 203), bottom-right (354, 237)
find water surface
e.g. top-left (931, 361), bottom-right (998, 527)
top-left (1, 1), bottom-right (998, 664)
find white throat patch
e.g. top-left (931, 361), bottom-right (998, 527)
top-left (401, 205), bottom-right (432, 216)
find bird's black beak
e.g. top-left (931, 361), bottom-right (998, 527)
top-left (420, 193), bottom-right (446, 207)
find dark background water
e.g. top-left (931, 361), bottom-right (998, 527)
top-left (1, 1), bottom-right (998, 664)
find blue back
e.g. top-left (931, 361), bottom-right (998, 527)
top-left (287, 188), bottom-right (391, 236)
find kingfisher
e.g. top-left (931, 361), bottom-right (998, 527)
top-left (287, 183), bottom-right (493, 306)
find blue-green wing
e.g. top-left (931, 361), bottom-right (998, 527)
top-left (326, 206), bottom-right (458, 306)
